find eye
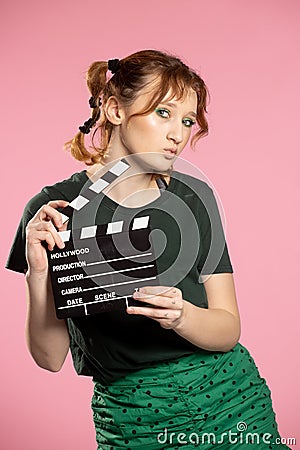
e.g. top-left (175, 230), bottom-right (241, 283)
top-left (182, 118), bottom-right (196, 128)
top-left (155, 108), bottom-right (170, 118)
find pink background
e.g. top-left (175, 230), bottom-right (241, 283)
top-left (1, 0), bottom-right (299, 448)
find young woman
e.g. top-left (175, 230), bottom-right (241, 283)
top-left (6, 50), bottom-right (289, 449)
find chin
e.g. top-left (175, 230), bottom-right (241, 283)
top-left (135, 152), bottom-right (173, 175)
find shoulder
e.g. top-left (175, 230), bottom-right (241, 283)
top-left (171, 170), bottom-right (214, 202)
top-left (41, 170), bottom-right (87, 201)
top-left (24, 170), bottom-right (87, 219)
top-left (171, 171), bottom-right (225, 229)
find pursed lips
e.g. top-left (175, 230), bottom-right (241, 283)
top-left (163, 148), bottom-right (177, 154)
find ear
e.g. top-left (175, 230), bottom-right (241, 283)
top-left (103, 96), bottom-right (124, 125)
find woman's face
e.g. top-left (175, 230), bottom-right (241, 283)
top-left (116, 84), bottom-right (198, 174)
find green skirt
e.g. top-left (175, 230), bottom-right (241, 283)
top-left (91, 343), bottom-right (290, 449)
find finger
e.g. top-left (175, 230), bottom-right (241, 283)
top-left (47, 200), bottom-right (70, 229)
top-left (137, 286), bottom-right (179, 298)
top-left (47, 200), bottom-right (69, 208)
top-left (32, 201), bottom-right (69, 229)
top-left (27, 230), bottom-right (56, 251)
top-left (132, 293), bottom-right (181, 309)
top-left (40, 221), bottom-right (66, 249)
top-left (27, 221), bottom-right (65, 249)
top-left (127, 306), bottom-right (180, 320)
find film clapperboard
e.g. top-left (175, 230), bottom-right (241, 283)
top-left (47, 159), bottom-right (168, 319)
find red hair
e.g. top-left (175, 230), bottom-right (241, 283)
top-left (65, 50), bottom-right (209, 166)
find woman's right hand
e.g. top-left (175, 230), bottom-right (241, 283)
top-left (25, 200), bottom-right (69, 274)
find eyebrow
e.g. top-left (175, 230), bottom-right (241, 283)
top-left (162, 101), bottom-right (197, 118)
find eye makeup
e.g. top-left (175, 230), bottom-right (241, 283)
top-left (182, 118), bottom-right (196, 128)
top-left (155, 108), bottom-right (170, 118)
top-left (155, 108), bottom-right (196, 128)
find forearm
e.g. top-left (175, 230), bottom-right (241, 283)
top-left (25, 270), bottom-right (70, 372)
top-left (174, 301), bottom-right (241, 352)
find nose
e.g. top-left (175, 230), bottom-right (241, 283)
top-left (167, 120), bottom-right (183, 145)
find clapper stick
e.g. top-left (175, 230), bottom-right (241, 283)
top-left (59, 158), bottom-right (131, 228)
top-left (58, 158), bottom-right (168, 242)
top-left (47, 158), bottom-right (168, 319)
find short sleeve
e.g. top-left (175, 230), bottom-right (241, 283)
top-left (5, 191), bottom-right (51, 274)
top-left (197, 185), bottom-right (233, 276)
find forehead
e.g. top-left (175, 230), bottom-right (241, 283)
top-left (134, 78), bottom-right (198, 111)
top-left (162, 88), bottom-right (198, 110)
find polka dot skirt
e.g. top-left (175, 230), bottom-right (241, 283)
top-left (91, 343), bottom-right (290, 449)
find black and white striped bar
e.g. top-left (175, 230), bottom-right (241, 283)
top-left (60, 158), bottom-right (131, 224)
top-left (58, 215), bottom-right (150, 243)
top-left (48, 215), bottom-right (159, 319)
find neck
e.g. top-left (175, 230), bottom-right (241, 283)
top-left (86, 135), bottom-right (170, 207)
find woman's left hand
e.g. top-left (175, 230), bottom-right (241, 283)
top-left (127, 286), bottom-right (185, 329)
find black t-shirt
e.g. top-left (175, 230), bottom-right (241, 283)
top-left (6, 169), bottom-right (233, 384)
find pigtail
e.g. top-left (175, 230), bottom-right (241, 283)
top-left (64, 61), bottom-right (109, 165)
top-left (65, 50), bottom-right (209, 165)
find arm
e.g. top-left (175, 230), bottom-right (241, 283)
top-left (24, 200), bottom-right (71, 372)
top-left (25, 270), bottom-right (70, 372)
top-left (128, 273), bottom-right (241, 352)
top-left (174, 273), bottom-right (241, 352)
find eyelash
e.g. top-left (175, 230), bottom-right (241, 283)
top-left (155, 108), bottom-right (196, 128)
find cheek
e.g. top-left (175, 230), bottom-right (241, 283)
top-left (126, 116), bottom-right (160, 143)
top-left (132, 115), bottom-right (158, 133)
top-left (181, 128), bottom-right (193, 146)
